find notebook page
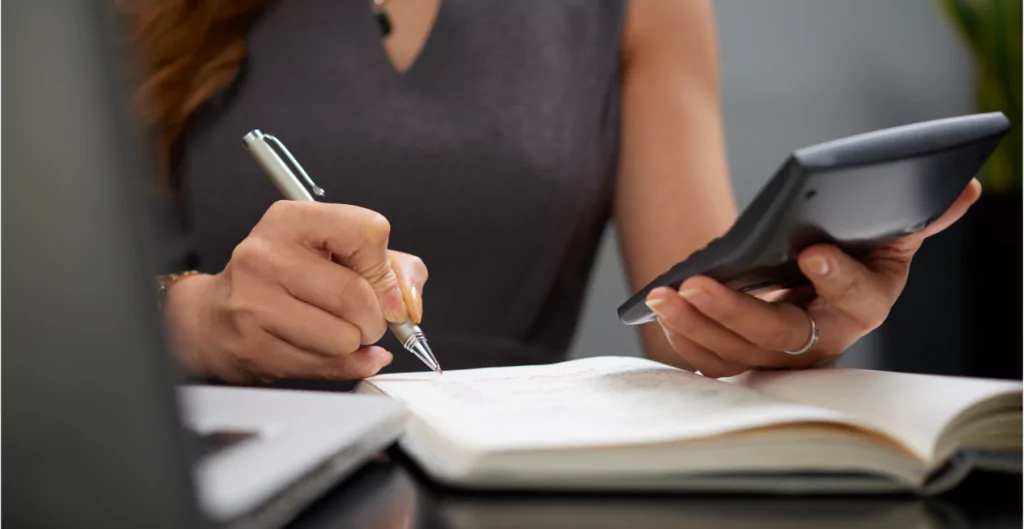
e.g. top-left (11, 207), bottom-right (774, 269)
top-left (727, 368), bottom-right (1022, 461)
top-left (363, 356), bottom-right (850, 451)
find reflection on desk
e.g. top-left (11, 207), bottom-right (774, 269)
top-left (287, 451), bottom-right (1021, 529)
top-left (437, 497), bottom-right (961, 529)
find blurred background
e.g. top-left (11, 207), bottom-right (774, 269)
top-left (570, 0), bottom-right (1021, 378)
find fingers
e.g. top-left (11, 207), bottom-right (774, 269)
top-left (316, 346), bottom-right (394, 380)
top-left (916, 178), bottom-right (982, 240)
top-left (648, 287), bottom-right (761, 365)
top-left (229, 235), bottom-right (389, 345)
top-left (389, 251), bottom-right (428, 324)
top-left (258, 201), bottom-right (409, 322)
top-left (276, 248), bottom-right (389, 344)
top-left (887, 178), bottom-right (982, 255)
top-left (676, 277), bottom-right (820, 366)
top-left (253, 334), bottom-right (393, 381)
top-left (798, 245), bottom-right (894, 332)
top-left (257, 292), bottom-right (367, 357)
top-left (794, 178), bottom-right (981, 339)
top-left (646, 284), bottom-right (817, 372)
top-left (657, 322), bottom-right (748, 379)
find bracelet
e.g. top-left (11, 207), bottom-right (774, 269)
top-left (155, 270), bottom-right (202, 310)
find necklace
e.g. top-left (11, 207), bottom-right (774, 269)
top-left (371, 0), bottom-right (392, 36)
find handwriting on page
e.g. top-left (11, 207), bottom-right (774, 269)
top-left (427, 368), bottom-right (758, 417)
top-left (369, 357), bottom-right (834, 448)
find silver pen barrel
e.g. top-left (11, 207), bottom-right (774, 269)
top-left (242, 130), bottom-right (315, 201)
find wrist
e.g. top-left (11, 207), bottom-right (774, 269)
top-left (162, 272), bottom-right (218, 378)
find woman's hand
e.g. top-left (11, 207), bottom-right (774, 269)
top-left (164, 201), bottom-right (428, 383)
top-left (644, 179), bottom-right (982, 378)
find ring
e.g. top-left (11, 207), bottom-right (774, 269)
top-left (784, 310), bottom-right (819, 355)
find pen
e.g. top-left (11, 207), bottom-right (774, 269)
top-left (242, 129), bottom-right (442, 374)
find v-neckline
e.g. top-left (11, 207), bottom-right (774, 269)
top-left (366, 0), bottom-right (447, 78)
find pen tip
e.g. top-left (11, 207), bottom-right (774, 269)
top-left (408, 340), bottom-right (442, 375)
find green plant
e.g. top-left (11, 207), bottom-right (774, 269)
top-left (937, 0), bottom-right (1022, 194)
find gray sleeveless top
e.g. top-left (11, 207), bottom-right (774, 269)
top-left (173, 0), bottom-right (626, 374)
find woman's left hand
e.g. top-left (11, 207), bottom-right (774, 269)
top-left (644, 179), bottom-right (982, 378)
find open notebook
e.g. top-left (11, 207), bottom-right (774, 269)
top-left (356, 356), bottom-right (1022, 493)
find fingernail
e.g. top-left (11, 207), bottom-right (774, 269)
top-left (970, 178), bottom-right (982, 201)
top-left (412, 286), bottom-right (424, 324)
top-left (645, 297), bottom-right (667, 316)
top-left (805, 256), bottom-right (831, 277)
top-left (678, 288), bottom-right (705, 303)
top-left (406, 285), bottom-right (422, 324)
top-left (379, 349), bottom-right (394, 366)
top-left (384, 289), bottom-right (408, 322)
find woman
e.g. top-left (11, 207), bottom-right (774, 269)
top-left (133, 0), bottom-right (980, 383)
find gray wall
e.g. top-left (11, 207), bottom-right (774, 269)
top-left (569, 0), bottom-right (972, 368)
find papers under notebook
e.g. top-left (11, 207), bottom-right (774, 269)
top-left (356, 356), bottom-right (1022, 493)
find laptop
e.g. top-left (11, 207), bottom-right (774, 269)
top-left (4, 3), bottom-right (406, 528)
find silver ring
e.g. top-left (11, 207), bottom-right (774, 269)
top-left (784, 310), bottom-right (819, 355)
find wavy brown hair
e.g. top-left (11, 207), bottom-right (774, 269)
top-left (124, 0), bottom-right (272, 195)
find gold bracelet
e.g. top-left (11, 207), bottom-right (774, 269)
top-left (155, 270), bottom-right (202, 310)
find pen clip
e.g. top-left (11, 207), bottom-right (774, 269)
top-left (263, 134), bottom-right (325, 197)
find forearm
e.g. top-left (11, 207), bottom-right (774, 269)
top-left (626, 107), bottom-right (735, 368)
top-left (620, 95), bottom-right (735, 367)
top-left (615, 0), bottom-right (736, 368)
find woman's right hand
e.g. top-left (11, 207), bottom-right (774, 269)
top-left (163, 201), bottom-right (428, 383)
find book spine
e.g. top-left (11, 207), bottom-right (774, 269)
top-left (919, 451), bottom-right (979, 496)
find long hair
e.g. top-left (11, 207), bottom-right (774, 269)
top-left (124, 0), bottom-right (271, 195)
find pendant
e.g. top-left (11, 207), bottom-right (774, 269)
top-left (374, 9), bottom-right (392, 36)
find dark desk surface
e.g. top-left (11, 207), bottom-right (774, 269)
top-left (287, 450), bottom-right (1022, 529)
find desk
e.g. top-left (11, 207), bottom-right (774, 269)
top-left (287, 449), bottom-right (1021, 529)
